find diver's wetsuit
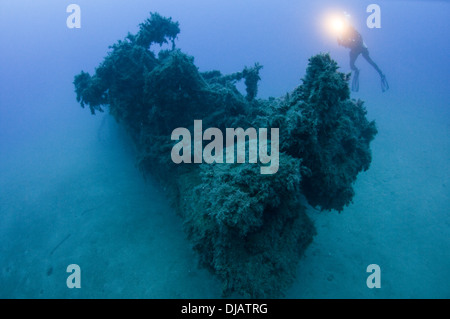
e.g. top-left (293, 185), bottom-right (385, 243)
top-left (338, 25), bottom-right (388, 92)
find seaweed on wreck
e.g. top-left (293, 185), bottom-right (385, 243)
top-left (73, 13), bottom-right (377, 297)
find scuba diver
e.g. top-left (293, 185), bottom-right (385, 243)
top-left (337, 15), bottom-right (389, 92)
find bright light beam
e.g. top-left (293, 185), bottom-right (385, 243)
top-left (331, 16), bottom-right (345, 34)
top-left (321, 11), bottom-right (350, 39)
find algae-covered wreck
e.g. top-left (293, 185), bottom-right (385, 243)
top-left (74, 13), bottom-right (377, 297)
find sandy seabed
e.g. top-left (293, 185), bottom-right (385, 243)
top-left (0, 91), bottom-right (449, 299)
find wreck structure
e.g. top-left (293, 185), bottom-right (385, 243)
top-left (74, 13), bottom-right (377, 297)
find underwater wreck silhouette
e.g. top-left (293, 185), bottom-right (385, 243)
top-left (73, 13), bottom-right (377, 298)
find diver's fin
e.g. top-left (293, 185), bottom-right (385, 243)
top-left (381, 74), bottom-right (389, 92)
top-left (351, 69), bottom-right (360, 92)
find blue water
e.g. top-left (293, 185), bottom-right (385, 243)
top-left (0, 0), bottom-right (449, 298)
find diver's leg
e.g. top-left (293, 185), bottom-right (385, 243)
top-left (350, 50), bottom-right (360, 92)
top-left (362, 48), bottom-right (389, 91)
top-left (362, 48), bottom-right (383, 76)
top-left (350, 50), bottom-right (359, 72)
